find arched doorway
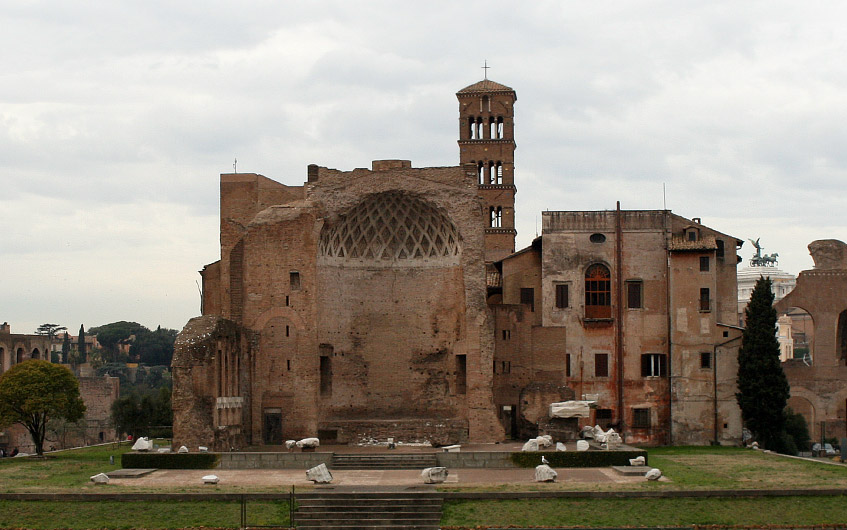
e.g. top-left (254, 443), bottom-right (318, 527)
top-left (16, 347), bottom-right (26, 364)
top-left (837, 309), bottom-right (847, 364)
top-left (782, 307), bottom-right (815, 363)
top-left (31, 348), bottom-right (41, 360)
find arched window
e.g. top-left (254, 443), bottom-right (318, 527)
top-left (16, 347), bottom-right (25, 364)
top-left (477, 161), bottom-right (485, 184)
top-left (489, 206), bottom-right (502, 228)
top-left (31, 348), bottom-right (40, 360)
top-left (838, 310), bottom-right (847, 364)
top-left (585, 264), bottom-right (612, 319)
top-left (497, 116), bottom-right (504, 139)
top-left (489, 117), bottom-right (497, 139)
top-left (476, 117), bottom-right (484, 140)
top-left (495, 162), bottom-right (503, 184)
top-left (488, 161), bottom-right (496, 184)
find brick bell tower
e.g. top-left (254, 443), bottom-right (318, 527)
top-left (457, 78), bottom-right (517, 263)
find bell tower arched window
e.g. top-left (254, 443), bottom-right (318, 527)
top-left (489, 206), bottom-right (502, 228)
top-left (585, 264), bottom-right (612, 319)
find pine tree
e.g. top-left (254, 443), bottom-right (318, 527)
top-left (736, 276), bottom-right (791, 451)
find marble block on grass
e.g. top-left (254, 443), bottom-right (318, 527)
top-left (646, 468), bottom-right (662, 481)
top-left (202, 475), bottom-right (219, 484)
top-left (131, 437), bottom-right (152, 451)
top-left (306, 463), bottom-right (333, 484)
top-left (421, 467), bottom-right (449, 484)
top-left (178, 445), bottom-right (189, 453)
top-left (629, 456), bottom-right (646, 466)
top-left (90, 472), bottom-right (110, 484)
top-left (535, 464), bottom-right (558, 482)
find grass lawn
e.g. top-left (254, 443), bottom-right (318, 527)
top-left (442, 495), bottom-right (847, 527)
top-left (0, 499), bottom-right (290, 529)
top-left (0, 443), bottom-right (130, 492)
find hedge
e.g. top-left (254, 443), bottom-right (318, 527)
top-left (510, 449), bottom-right (647, 468)
top-left (121, 452), bottom-right (221, 469)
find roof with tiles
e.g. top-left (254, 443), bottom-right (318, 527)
top-left (457, 79), bottom-right (516, 95)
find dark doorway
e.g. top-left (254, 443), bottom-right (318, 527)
top-left (501, 405), bottom-right (518, 439)
top-left (263, 410), bottom-right (282, 445)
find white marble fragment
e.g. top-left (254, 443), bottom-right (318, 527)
top-left (645, 468), bottom-right (662, 481)
top-left (198, 446), bottom-right (208, 452)
top-left (549, 401), bottom-right (591, 418)
top-left (581, 425), bottom-right (595, 439)
top-left (522, 439), bottom-right (539, 452)
top-left (421, 467), bottom-right (449, 484)
top-left (535, 464), bottom-right (558, 482)
top-left (556, 442), bottom-right (567, 452)
top-left (285, 440), bottom-right (297, 450)
top-left (605, 430), bottom-right (622, 448)
top-left (593, 425), bottom-right (605, 441)
top-left (90, 472), bottom-right (110, 484)
top-left (297, 437), bottom-right (320, 449)
top-left (305, 463), bottom-right (333, 484)
top-left (157, 447), bottom-right (171, 453)
top-left (629, 456), bottom-right (646, 466)
top-left (178, 445), bottom-right (189, 453)
top-left (202, 474), bottom-right (219, 484)
top-left (131, 437), bottom-right (152, 451)
top-left (536, 435), bottom-right (553, 448)
top-left (576, 440), bottom-right (590, 451)
top-left (442, 444), bottom-right (461, 452)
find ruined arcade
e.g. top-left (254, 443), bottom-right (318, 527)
top-left (173, 79), bottom-right (743, 449)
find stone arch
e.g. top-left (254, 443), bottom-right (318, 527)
top-left (0, 346), bottom-right (7, 373)
top-left (780, 306), bottom-right (814, 363)
top-left (252, 307), bottom-right (307, 336)
top-left (31, 347), bottom-right (41, 360)
top-left (16, 347), bottom-right (26, 364)
top-left (787, 393), bottom-right (816, 438)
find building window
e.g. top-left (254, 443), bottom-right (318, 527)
top-left (590, 233), bottom-right (606, 243)
top-left (632, 408), bottom-right (650, 429)
top-left (687, 229), bottom-right (698, 241)
top-left (489, 206), bottom-right (502, 227)
top-left (555, 283), bottom-right (569, 309)
top-left (700, 288), bottom-right (711, 311)
top-left (319, 356), bottom-right (332, 396)
top-left (595, 408), bottom-right (613, 429)
top-left (290, 271), bottom-right (301, 290)
top-left (595, 353), bottom-right (609, 377)
top-left (520, 287), bottom-right (535, 312)
top-left (502, 329), bottom-right (511, 340)
top-left (500, 361), bottom-right (511, 374)
top-left (456, 354), bottom-right (467, 394)
top-left (626, 280), bottom-right (642, 309)
top-left (641, 353), bottom-right (667, 377)
top-left (700, 351), bottom-right (712, 369)
top-left (716, 239), bottom-right (725, 259)
top-left (566, 353), bottom-right (572, 377)
top-left (585, 264), bottom-right (612, 319)
top-left (700, 256), bottom-right (710, 272)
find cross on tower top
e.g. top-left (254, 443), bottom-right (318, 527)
top-left (481, 60), bottom-right (490, 80)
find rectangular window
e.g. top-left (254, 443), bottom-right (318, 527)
top-left (700, 256), bottom-right (710, 272)
top-left (566, 353), bottom-right (572, 377)
top-left (688, 230), bottom-right (697, 241)
top-left (456, 354), bottom-right (467, 395)
top-left (319, 356), bottom-right (331, 396)
top-left (501, 361), bottom-right (511, 374)
top-left (595, 408), bottom-right (613, 429)
top-left (626, 280), bottom-right (642, 309)
top-left (555, 283), bottom-right (569, 309)
top-left (700, 351), bottom-right (712, 369)
top-left (520, 287), bottom-right (535, 312)
top-left (502, 329), bottom-right (511, 340)
top-left (632, 408), bottom-right (650, 429)
top-left (641, 353), bottom-right (667, 377)
top-left (716, 239), bottom-right (725, 259)
top-left (290, 271), bottom-right (301, 290)
top-left (595, 353), bottom-right (609, 377)
top-left (700, 288), bottom-right (711, 311)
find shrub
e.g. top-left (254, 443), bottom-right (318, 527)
top-left (122, 452), bottom-right (220, 469)
top-left (510, 449), bottom-right (647, 468)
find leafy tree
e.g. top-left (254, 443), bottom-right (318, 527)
top-left (78, 325), bottom-right (87, 363)
top-left (736, 277), bottom-right (791, 451)
top-left (111, 386), bottom-right (172, 439)
top-left (130, 326), bottom-right (178, 366)
top-left (90, 321), bottom-right (143, 363)
top-left (0, 360), bottom-right (86, 455)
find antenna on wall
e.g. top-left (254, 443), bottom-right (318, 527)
top-left (662, 183), bottom-right (667, 210)
top-left (233, 158), bottom-right (238, 173)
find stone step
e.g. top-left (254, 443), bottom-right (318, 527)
top-left (296, 526), bottom-right (439, 530)
top-left (294, 492), bottom-right (443, 530)
top-left (329, 454), bottom-right (438, 470)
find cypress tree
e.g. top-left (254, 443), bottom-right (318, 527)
top-left (78, 324), bottom-right (87, 363)
top-left (61, 332), bottom-right (71, 361)
top-left (736, 277), bottom-right (791, 451)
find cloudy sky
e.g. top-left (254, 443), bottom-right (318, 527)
top-left (3, 1), bottom-right (845, 335)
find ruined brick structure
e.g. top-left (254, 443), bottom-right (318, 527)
top-left (0, 322), bottom-right (51, 369)
top-left (775, 239), bottom-right (847, 441)
top-left (173, 79), bottom-right (744, 449)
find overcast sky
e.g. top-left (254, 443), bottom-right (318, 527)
top-left (3, 1), bottom-right (845, 335)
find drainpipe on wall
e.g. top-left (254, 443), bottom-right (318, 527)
top-left (615, 202), bottom-right (624, 433)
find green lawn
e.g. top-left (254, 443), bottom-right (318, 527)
top-left (0, 443), bottom-right (130, 492)
top-left (0, 500), bottom-right (290, 529)
top-left (442, 495), bottom-right (847, 527)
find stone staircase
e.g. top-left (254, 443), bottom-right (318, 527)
top-left (330, 453), bottom-right (438, 470)
top-left (294, 491), bottom-right (443, 530)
